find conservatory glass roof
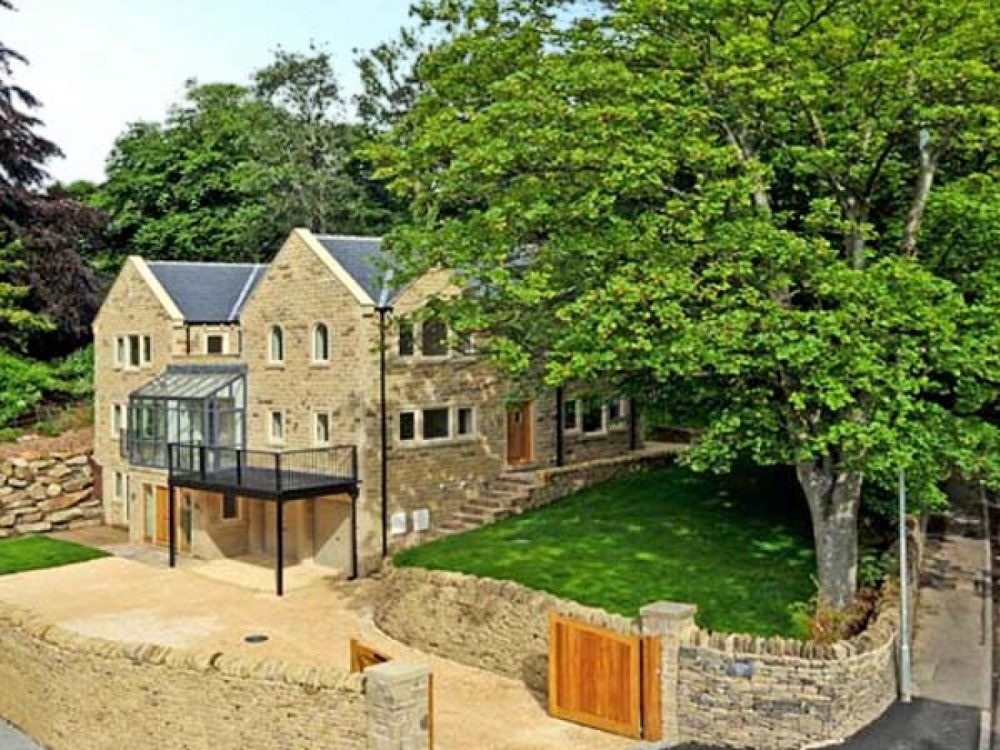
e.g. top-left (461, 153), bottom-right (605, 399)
top-left (131, 365), bottom-right (246, 401)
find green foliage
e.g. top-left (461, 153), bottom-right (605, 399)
top-left (398, 465), bottom-right (816, 637)
top-left (0, 239), bottom-right (53, 352)
top-left (0, 344), bottom-right (93, 428)
top-left (372, 0), bottom-right (1000, 603)
top-left (95, 49), bottom-right (399, 267)
top-left (0, 536), bottom-right (108, 576)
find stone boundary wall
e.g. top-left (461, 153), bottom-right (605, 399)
top-left (0, 602), bottom-right (430, 750)
top-left (374, 565), bottom-right (637, 693)
top-left (0, 450), bottom-right (99, 538)
top-left (375, 564), bottom-right (909, 750)
top-left (517, 444), bottom-right (680, 512)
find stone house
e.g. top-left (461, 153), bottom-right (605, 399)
top-left (92, 229), bottom-right (640, 590)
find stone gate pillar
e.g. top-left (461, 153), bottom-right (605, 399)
top-left (365, 660), bottom-right (431, 750)
top-left (641, 601), bottom-right (698, 746)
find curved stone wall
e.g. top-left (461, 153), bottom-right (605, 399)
top-left (0, 451), bottom-right (99, 537)
top-left (0, 602), bottom-right (368, 750)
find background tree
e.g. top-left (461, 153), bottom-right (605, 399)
top-left (96, 49), bottom-right (399, 266)
top-left (372, 0), bottom-right (1000, 609)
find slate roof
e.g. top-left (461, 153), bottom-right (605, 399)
top-left (314, 235), bottom-right (397, 304)
top-left (146, 261), bottom-right (267, 323)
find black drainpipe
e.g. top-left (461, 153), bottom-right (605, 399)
top-left (377, 305), bottom-right (392, 558)
top-left (555, 386), bottom-right (565, 467)
top-left (629, 397), bottom-right (639, 451)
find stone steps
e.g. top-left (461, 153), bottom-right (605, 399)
top-left (435, 470), bottom-right (539, 538)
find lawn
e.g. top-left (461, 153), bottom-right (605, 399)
top-left (0, 535), bottom-right (109, 576)
top-left (396, 464), bottom-right (817, 637)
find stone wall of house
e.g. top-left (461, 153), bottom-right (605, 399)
top-left (0, 601), bottom-right (431, 750)
top-left (374, 565), bottom-right (638, 693)
top-left (0, 451), bottom-right (99, 538)
top-left (375, 564), bottom-right (906, 749)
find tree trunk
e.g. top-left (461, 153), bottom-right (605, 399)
top-left (796, 460), bottom-right (863, 610)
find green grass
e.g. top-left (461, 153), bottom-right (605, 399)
top-left (0, 535), bottom-right (109, 576)
top-left (396, 465), bottom-right (817, 637)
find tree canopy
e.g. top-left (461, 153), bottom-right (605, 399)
top-left (371, 0), bottom-right (1000, 608)
top-left (95, 49), bottom-right (399, 266)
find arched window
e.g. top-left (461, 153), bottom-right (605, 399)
top-left (421, 317), bottom-right (448, 357)
top-left (313, 323), bottom-right (330, 362)
top-left (269, 325), bottom-right (284, 363)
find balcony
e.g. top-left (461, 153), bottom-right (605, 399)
top-left (167, 443), bottom-right (359, 500)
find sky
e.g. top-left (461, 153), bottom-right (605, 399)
top-left (4, 0), bottom-right (414, 184)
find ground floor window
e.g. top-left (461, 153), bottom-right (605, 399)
top-left (423, 407), bottom-right (450, 440)
top-left (398, 405), bottom-right (477, 445)
top-left (608, 398), bottom-right (628, 428)
top-left (582, 397), bottom-right (606, 434)
top-left (269, 410), bottom-right (285, 444)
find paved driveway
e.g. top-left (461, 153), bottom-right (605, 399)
top-left (0, 556), bottom-right (630, 750)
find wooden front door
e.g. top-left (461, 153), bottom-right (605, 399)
top-left (548, 612), bottom-right (662, 741)
top-left (506, 401), bottom-right (533, 465)
top-left (154, 486), bottom-right (170, 546)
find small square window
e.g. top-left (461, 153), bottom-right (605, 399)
top-left (142, 335), bottom-right (152, 364)
top-left (206, 334), bottom-right (225, 355)
top-left (457, 407), bottom-right (474, 436)
top-left (421, 318), bottom-right (448, 357)
top-left (398, 321), bottom-right (414, 357)
top-left (269, 411), bottom-right (284, 443)
top-left (315, 413), bottom-right (330, 445)
top-left (423, 407), bottom-right (450, 440)
top-left (563, 399), bottom-right (579, 431)
top-left (221, 492), bottom-right (239, 520)
top-left (399, 411), bottom-right (416, 441)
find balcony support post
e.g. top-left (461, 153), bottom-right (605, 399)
top-left (168, 480), bottom-right (177, 569)
top-left (276, 499), bottom-right (284, 597)
top-left (349, 487), bottom-right (360, 581)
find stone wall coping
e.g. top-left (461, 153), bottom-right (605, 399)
top-left (0, 601), bottom-right (364, 693)
top-left (388, 563), bottom-right (900, 663)
top-left (534, 444), bottom-right (681, 483)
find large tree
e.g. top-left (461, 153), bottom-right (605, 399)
top-left (372, 0), bottom-right (1000, 608)
top-left (96, 49), bottom-right (397, 266)
top-left (0, 0), bottom-right (103, 356)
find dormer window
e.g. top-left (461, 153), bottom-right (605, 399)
top-left (313, 323), bottom-right (330, 362)
top-left (269, 325), bottom-right (284, 363)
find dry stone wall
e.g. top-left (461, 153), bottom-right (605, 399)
top-left (375, 565), bottom-right (905, 749)
top-left (0, 601), bottom-right (430, 750)
top-left (0, 451), bottom-right (99, 538)
top-left (374, 565), bottom-right (637, 693)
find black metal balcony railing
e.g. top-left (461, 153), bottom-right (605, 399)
top-left (168, 443), bottom-right (358, 498)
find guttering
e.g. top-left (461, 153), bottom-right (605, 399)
top-left (376, 274), bottom-right (394, 559)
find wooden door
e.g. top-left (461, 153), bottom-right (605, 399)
top-left (548, 612), bottom-right (644, 739)
top-left (154, 486), bottom-right (169, 546)
top-left (506, 401), bottom-right (533, 465)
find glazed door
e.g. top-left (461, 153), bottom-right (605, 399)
top-left (506, 401), bottom-right (533, 465)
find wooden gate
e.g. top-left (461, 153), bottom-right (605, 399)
top-left (548, 612), bottom-right (662, 741)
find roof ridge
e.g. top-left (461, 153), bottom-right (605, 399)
top-left (314, 234), bottom-right (382, 242)
top-left (147, 260), bottom-right (269, 268)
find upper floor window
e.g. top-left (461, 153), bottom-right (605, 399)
top-left (269, 325), bottom-right (284, 363)
top-left (116, 334), bottom-right (151, 369)
top-left (313, 323), bottom-right (330, 362)
top-left (205, 334), bottom-right (226, 355)
top-left (421, 317), bottom-right (448, 357)
top-left (116, 336), bottom-right (126, 366)
top-left (111, 404), bottom-right (125, 437)
top-left (128, 334), bottom-right (141, 368)
top-left (142, 335), bottom-right (152, 365)
top-left (398, 320), bottom-right (415, 357)
top-left (314, 412), bottom-right (330, 445)
top-left (269, 410), bottom-right (285, 444)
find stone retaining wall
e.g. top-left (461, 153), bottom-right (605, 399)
top-left (375, 565), bottom-right (905, 749)
top-left (0, 451), bottom-right (99, 538)
top-left (374, 565), bottom-right (637, 693)
top-left (518, 445), bottom-right (679, 512)
top-left (0, 602), bottom-right (430, 750)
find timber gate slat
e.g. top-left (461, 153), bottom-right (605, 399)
top-left (548, 612), bottom-right (662, 740)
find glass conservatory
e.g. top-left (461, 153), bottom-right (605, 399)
top-left (124, 365), bottom-right (246, 468)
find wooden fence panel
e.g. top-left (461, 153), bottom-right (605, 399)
top-left (641, 634), bottom-right (663, 741)
top-left (548, 612), bottom-right (643, 739)
top-left (349, 638), bottom-right (390, 673)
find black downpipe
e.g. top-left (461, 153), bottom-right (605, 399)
top-left (629, 398), bottom-right (640, 451)
top-left (555, 387), bottom-right (565, 467)
top-left (377, 306), bottom-right (392, 558)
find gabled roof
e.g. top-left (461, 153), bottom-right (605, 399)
top-left (314, 235), bottom-right (398, 305)
top-left (145, 261), bottom-right (267, 323)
